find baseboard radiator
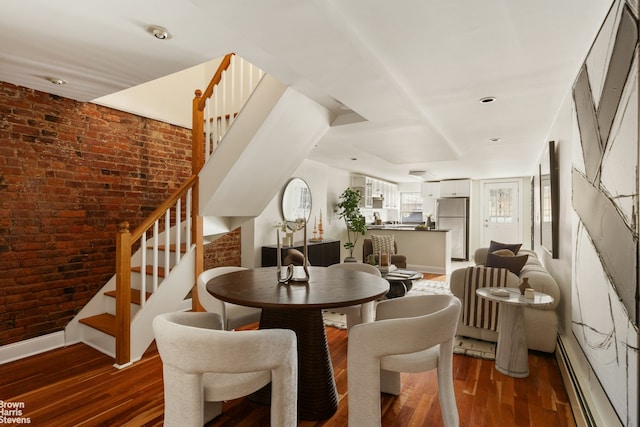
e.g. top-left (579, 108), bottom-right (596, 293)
top-left (555, 336), bottom-right (596, 427)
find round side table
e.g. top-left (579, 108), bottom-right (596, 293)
top-left (476, 287), bottom-right (554, 378)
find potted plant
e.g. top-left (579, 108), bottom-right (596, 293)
top-left (335, 188), bottom-right (367, 262)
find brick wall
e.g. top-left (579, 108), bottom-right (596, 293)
top-left (0, 81), bottom-right (240, 346)
top-left (204, 228), bottom-right (242, 268)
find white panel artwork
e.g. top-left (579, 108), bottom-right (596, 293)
top-left (571, 1), bottom-right (639, 426)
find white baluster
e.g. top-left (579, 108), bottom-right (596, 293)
top-left (175, 198), bottom-right (181, 265)
top-left (140, 230), bottom-right (146, 307)
top-left (221, 69), bottom-right (227, 137)
top-left (239, 57), bottom-right (244, 105)
top-left (230, 55), bottom-right (236, 128)
top-left (186, 188), bottom-right (192, 250)
top-left (164, 209), bottom-right (171, 279)
top-left (213, 85), bottom-right (219, 145)
top-left (153, 221), bottom-right (159, 292)
top-left (204, 97), bottom-right (211, 161)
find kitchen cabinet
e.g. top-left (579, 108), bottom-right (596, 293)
top-left (439, 179), bottom-right (470, 197)
top-left (422, 181), bottom-right (440, 198)
top-left (351, 175), bottom-right (373, 207)
top-left (351, 175), bottom-right (398, 209)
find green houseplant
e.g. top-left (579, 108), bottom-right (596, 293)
top-left (335, 188), bottom-right (367, 262)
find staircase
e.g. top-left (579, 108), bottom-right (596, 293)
top-left (64, 54), bottom-right (331, 366)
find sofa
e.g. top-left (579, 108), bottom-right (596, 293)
top-left (449, 246), bottom-right (560, 353)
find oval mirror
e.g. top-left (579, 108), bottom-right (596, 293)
top-left (281, 177), bottom-right (312, 231)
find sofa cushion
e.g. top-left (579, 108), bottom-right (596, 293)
top-left (371, 234), bottom-right (395, 255)
top-left (488, 240), bottom-right (522, 255)
top-left (486, 251), bottom-right (528, 275)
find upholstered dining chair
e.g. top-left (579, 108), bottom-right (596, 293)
top-left (325, 262), bottom-right (383, 332)
top-left (197, 266), bottom-right (262, 330)
top-left (347, 294), bottom-right (461, 427)
top-left (153, 311), bottom-right (298, 427)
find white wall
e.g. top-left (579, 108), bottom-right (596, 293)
top-left (94, 58), bottom-right (223, 128)
top-left (243, 159), bottom-right (352, 267)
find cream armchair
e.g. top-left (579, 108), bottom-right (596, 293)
top-left (347, 294), bottom-right (461, 427)
top-left (197, 266), bottom-right (262, 330)
top-left (325, 262), bottom-right (383, 331)
top-left (153, 311), bottom-right (298, 426)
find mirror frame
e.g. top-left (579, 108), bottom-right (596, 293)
top-left (539, 140), bottom-right (559, 258)
top-left (281, 177), bottom-right (312, 231)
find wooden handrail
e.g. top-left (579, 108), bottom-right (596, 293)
top-left (130, 175), bottom-right (197, 242)
top-left (112, 52), bottom-right (249, 365)
top-left (197, 53), bottom-right (234, 111)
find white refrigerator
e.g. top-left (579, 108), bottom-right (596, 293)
top-left (436, 197), bottom-right (469, 260)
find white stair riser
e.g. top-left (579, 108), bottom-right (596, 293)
top-left (103, 298), bottom-right (142, 317)
top-left (79, 324), bottom-right (115, 358)
top-left (129, 271), bottom-right (164, 292)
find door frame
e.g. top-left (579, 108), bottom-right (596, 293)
top-left (479, 178), bottom-right (528, 247)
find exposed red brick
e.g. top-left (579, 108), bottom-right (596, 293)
top-left (0, 81), bottom-right (241, 346)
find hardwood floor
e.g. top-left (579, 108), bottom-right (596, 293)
top-left (0, 273), bottom-right (575, 426)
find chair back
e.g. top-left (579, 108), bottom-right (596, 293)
top-left (153, 311), bottom-right (296, 373)
top-left (197, 266), bottom-right (247, 314)
top-left (375, 294), bottom-right (461, 351)
top-left (153, 311), bottom-right (298, 426)
top-left (363, 238), bottom-right (399, 257)
top-left (327, 262), bottom-right (382, 277)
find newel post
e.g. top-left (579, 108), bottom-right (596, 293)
top-left (192, 90), bottom-right (204, 311)
top-left (115, 221), bottom-right (132, 365)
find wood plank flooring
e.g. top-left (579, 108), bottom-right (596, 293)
top-left (0, 273), bottom-right (575, 426)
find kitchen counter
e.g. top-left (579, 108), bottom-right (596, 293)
top-left (355, 228), bottom-right (451, 274)
top-left (367, 225), bottom-right (450, 232)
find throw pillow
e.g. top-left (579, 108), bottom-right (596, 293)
top-left (488, 240), bottom-right (522, 255)
top-left (371, 235), bottom-right (395, 255)
top-left (492, 249), bottom-right (515, 257)
top-left (486, 252), bottom-right (528, 275)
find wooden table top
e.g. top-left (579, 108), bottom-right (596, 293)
top-left (207, 266), bottom-right (389, 310)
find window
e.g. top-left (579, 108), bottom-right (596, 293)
top-left (400, 192), bottom-right (423, 223)
top-left (488, 188), bottom-right (513, 223)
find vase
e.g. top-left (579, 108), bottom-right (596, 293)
top-left (344, 256), bottom-right (357, 263)
top-left (519, 277), bottom-right (533, 295)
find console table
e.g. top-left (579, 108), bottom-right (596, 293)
top-left (261, 239), bottom-right (340, 267)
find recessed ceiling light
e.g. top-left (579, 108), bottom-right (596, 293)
top-left (46, 77), bottom-right (67, 85)
top-left (489, 137), bottom-right (501, 142)
top-left (147, 25), bottom-right (172, 40)
top-left (350, 157), bottom-right (358, 161)
top-left (480, 96), bottom-right (496, 104)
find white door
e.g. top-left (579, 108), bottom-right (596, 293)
top-left (481, 181), bottom-right (521, 246)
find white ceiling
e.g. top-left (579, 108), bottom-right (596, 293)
top-left (0, 0), bottom-right (612, 183)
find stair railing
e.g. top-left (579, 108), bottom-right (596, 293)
top-left (115, 175), bottom-right (196, 365)
top-left (193, 53), bottom-right (265, 166)
top-left (112, 53), bottom-right (264, 365)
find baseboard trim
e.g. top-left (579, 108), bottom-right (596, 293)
top-left (0, 331), bottom-right (65, 365)
top-left (1, 298), bottom-right (193, 366)
top-left (555, 335), bottom-right (595, 427)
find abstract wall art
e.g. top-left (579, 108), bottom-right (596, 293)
top-left (571, 1), bottom-right (639, 425)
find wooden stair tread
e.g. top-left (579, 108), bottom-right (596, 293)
top-left (104, 289), bottom-right (152, 305)
top-left (79, 313), bottom-right (116, 336)
top-left (131, 265), bottom-right (167, 277)
top-left (153, 243), bottom-right (187, 253)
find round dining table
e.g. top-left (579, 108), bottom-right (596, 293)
top-left (206, 266), bottom-right (389, 420)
